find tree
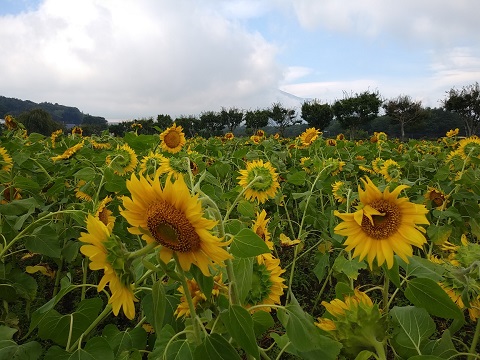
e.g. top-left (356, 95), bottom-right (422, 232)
top-left (156, 114), bottom-right (173, 131)
top-left (244, 109), bottom-right (269, 134)
top-left (199, 111), bottom-right (224, 137)
top-left (221, 107), bottom-right (244, 132)
top-left (17, 108), bottom-right (64, 136)
top-left (332, 90), bottom-right (382, 139)
top-left (301, 99), bottom-right (333, 130)
top-left (175, 115), bottom-right (199, 138)
top-left (383, 95), bottom-right (428, 141)
top-left (269, 102), bottom-right (300, 137)
top-left (443, 82), bottom-right (480, 137)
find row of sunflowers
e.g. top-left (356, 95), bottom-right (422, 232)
top-left (0, 116), bottom-right (479, 359)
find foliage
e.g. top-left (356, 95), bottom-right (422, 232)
top-left (383, 95), bottom-right (429, 141)
top-left (17, 108), bottom-right (65, 136)
top-left (269, 102), bottom-right (301, 137)
top-left (301, 99), bottom-right (333, 130)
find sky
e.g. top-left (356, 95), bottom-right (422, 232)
top-left (0, 0), bottom-right (479, 121)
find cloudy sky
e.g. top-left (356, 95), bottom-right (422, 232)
top-left (1, 0), bottom-right (479, 121)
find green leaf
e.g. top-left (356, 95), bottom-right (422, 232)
top-left (230, 228), bottom-right (270, 258)
top-left (190, 265), bottom-right (214, 299)
top-left (152, 280), bottom-right (167, 332)
top-left (0, 340), bottom-right (42, 360)
top-left (390, 306), bottom-right (436, 359)
top-left (427, 224), bottom-right (453, 245)
top-left (232, 257), bottom-right (254, 304)
top-left (284, 297), bottom-right (342, 359)
top-left (25, 224), bottom-right (62, 258)
top-left (74, 167), bottom-right (97, 181)
top-left (252, 311), bottom-right (274, 337)
top-left (400, 256), bottom-right (445, 281)
top-left (37, 298), bottom-right (103, 347)
top-left (384, 257), bottom-right (401, 288)
top-left (13, 175), bottom-right (40, 191)
top-left (404, 278), bottom-right (464, 320)
top-left (164, 340), bottom-right (194, 360)
top-left (237, 200), bottom-right (255, 218)
top-left (44, 336), bottom-right (114, 360)
top-left (313, 252), bottom-right (330, 283)
top-left (221, 305), bottom-right (259, 359)
top-left (354, 350), bottom-right (376, 360)
top-left (147, 325), bottom-right (176, 360)
top-left (193, 333), bottom-right (241, 360)
top-left (102, 325), bottom-right (147, 356)
top-left (332, 254), bottom-right (367, 280)
top-left (286, 171), bottom-right (306, 185)
top-left (0, 326), bottom-right (17, 341)
top-left (6, 269), bottom-right (37, 301)
top-left (0, 283), bottom-right (18, 302)
top-left (408, 356), bottom-right (443, 360)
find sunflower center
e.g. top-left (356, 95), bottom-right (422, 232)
top-left (98, 208), bottom-right (110, 227)
top-left (146, 200), bottom-right (201, 252)
top-left (361, 199), bottom-right (401, 240)
top-left (247, 167), bottom-right (274, 191)
top-left (164, 130), bottom-right (181, 148)
top-left (245, 263), bottom-right (272, 305)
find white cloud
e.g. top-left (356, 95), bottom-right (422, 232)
top-left (0, 0), bottom-right (282, 119)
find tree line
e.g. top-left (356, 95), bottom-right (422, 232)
top-left (2, 82), bottom-right (479, 139)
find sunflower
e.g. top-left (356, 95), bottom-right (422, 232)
top-left (174, 274), bottom-right (226, 318)
top-left (105, 144), bottom-right (138, 175)
top-left (371, 158), bottom-right (385, 173)
top-left (95, 195), bottom-right (115, 231)
top-left (334, 177), bottom-right (429, 269)
top-left (424, 187), bottom-right (449, 210)
top-left (75, 180), bottom-right (93, 202)
top-left (90, 139), bottom-right (111, 150)
top-left (250, 135), bottom-right (261, 144)
top-left (279, 233), bottom-right (301, 247)
top-left (244, 255), bottom-right (286, 312)
top-left (1, 185), bottom-right (21, 203)
top-left (439, 283), bottom-right (480, 322)
top-left (326, 139), bottom-right (337, 146)
top-left (256, 129), bottom-right (266, 137)
top-left (50, 129), bottom-right (63, 148)
top-left (300, 157), bottom-right (312, 173)
top-left (458, 136), bottom-right (480, 160)
top-left (120, 173), bottom-right (232, 276)
top-left (79, 215), bottom-right (137, 319)
top-left (324, 158), bottom-right (345, 176)
top-left (315, 289), bottom-right (385, 357)
top-left (252, 210), bottom-right (275, 261)
top-left (0, 146), bottom-right (13, 172)
top-left (224, 132), bottom-right (234, 141)
top-left (446, 128), bottom-right (459, 137)
top-left (51, 141), bottom-right (84, 161)
top-left (160, 124), bottom-right (186, 154)
top-left (298, 127), bottom-right (321, 146)
top-left (379, 159), bottom-right (401, 182)
top-left (139, 151), bottom-right (167, 176)
top-left (336, 133), bottom-right (345, 140)
top-left (4, 115), bottom-right (18, 130)
top-left (156, 156), bottom-right (190, 179)
top-left (237, 159), bottom-right (280, 204)
top-left (332, 181), bottom-right (348, 204)
top-left (71, 126), bottom-right (83, 137)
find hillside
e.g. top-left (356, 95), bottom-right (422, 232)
top-left (0, 95), bottom-right (84, 125)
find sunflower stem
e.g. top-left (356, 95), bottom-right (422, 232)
top-left (127, 242), bottom-right (158, 260)
top-left (382, 275), bottom-right (390, 315)
top-left (468, 319), bottom-right (480, 360)
top-left (173, 254), bottom-right (203, 346)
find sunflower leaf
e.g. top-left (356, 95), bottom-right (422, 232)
top-left (230, 228), bottom-right (270, 258)
top-left (220, 305), bottom-right (259, 359)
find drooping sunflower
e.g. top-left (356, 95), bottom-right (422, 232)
top-left (95, 195), bottom-right (115, 231)
top-left (51, 141), bottom-right (84, 161)
top-left (139, 151), bottom-right (167, 176)
top-left (336, 133), bottom-right (345, 140)
top-left (75, 180), bottom-right (93, 202)
top-left (379, 159), bottom-right (401, 182)
top-left (237, 159), bottom-right (280, 204)
top-left (79, 215), bottom-right (137, 320)
top-left (120, 173), bottom-right (232, 276)
top-left (439, 283), bottom-right (480, 322)
top-left (0, 146), bottom-right (13, 172)
top-left (105, 144), bottom-right (138, 176)
top-left (50, 129), bottom-right (63, 148)
top-left (334, 177), bottom-right (429, 269)
top-left (332, 181), bottom-right (348, 204)
top-left (4, 115), bottom-right (18, 130)
top-left (156, 156), bottom-right (190, 179)
top-left (89, 139), bottom-right (111, 150)
top-left (298, 127), bottom-right (321, 147)
top-left (446, 128), bottom-right (459, 138)
top-left (458, 136), bottom-right (480, 160)
top-left (160, 124), bottom-right (186, 154)
top-left (252, 210), bottom-right (275, 261)
top-left (244, 256), bottom-right (286, 312)
top-left (371, 158), bottom-right (385, 173)
top-left (424, 186), bottom-right (449, 210)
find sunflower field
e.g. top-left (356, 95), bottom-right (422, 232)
top-left (1, 117), bottom-right (480, 360)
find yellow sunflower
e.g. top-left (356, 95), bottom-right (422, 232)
top-left (51, 141), bottom-right (84, 161)
top-left (89, 139), bottom-right (111, 150)
top-left (224, 132), bottom-right (235, 141)
top-left (237, 159), bottom-right (280, 204)
top-left (50, 129), bottom-right (63, 148)
top-left (4, 115), bottom-right (18, 130)
top-left (279, 233), bottom-right (301, 247)
top-left (139, 151), bottom-right (167, 176)
top-left (95, 195), bottom-right (115, 231)
top-left (160, 124), bottom-right (186, 154)
top-left (71, 126), bottom-right (83, 137)
top-left (298, 127), bottom-right (321, 146)
top-left (120, 173), bottom-right (232, 276)
top-left (252, 210), bottom-right (275, 261)
top-left (75, 180), bottom-right (93, 202)
top-left (336, 133), bottom-right (345, 140)
top-left (105, 144), bottom-right (138, 176)
top-left (446, 128), bottom-right (459, 137)
top-left (424, 187), bottom-right (449, 210)
top-left (0, 146), bottom-right (13, 172)
top-left (250, 135), bottom-right (262, 144)
top-left (79, 215), bottom-right (137, 319)
top-left (371, 158), bottom-right (385, 173)
top-left (334, 177), bottom-right (429, 269)
top-left (379, 159), bottom-right (401, 182)
top-left (332, 181), bottom-right (348, 204)
top-left (439, 284), bottom-right (480, 322)
top-left (256, 129), bottom-right (266, 137)
top-left (326, 139), bottom-right (337, 146)
top-left (458, 136), bottom-right (480, 160)
top-left (244, 255), bottom-right (286, 312)
top-left (156, 156), bottom-right (189, 179)
top-left (300, 157), bottom-right (312, 173)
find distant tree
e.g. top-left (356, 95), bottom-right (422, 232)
top-left (269, 102), bottom-right (300, 137)
top-left (81, 114), bottom-right (109, 136)
top-left (443, 82), bottom-right (480, 137)
top-left (221, 107), bottom-right (244, 132)
top-left (156, 114), bottom-right (173, 131)
top-left (244, 109), bottom-right (269, 134)
top-left (175, 115), bottom-right (199, 138)
top-left (199, 111), bottom-right (224, 137)
top-left (17, 108), bottom-right (64, 136)
top-left (301, 99), bottom-right (333, 130)
top-left (383, 95), bottom-right (428, 141)
top-left (332, 90), bottom-right (382, 139)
